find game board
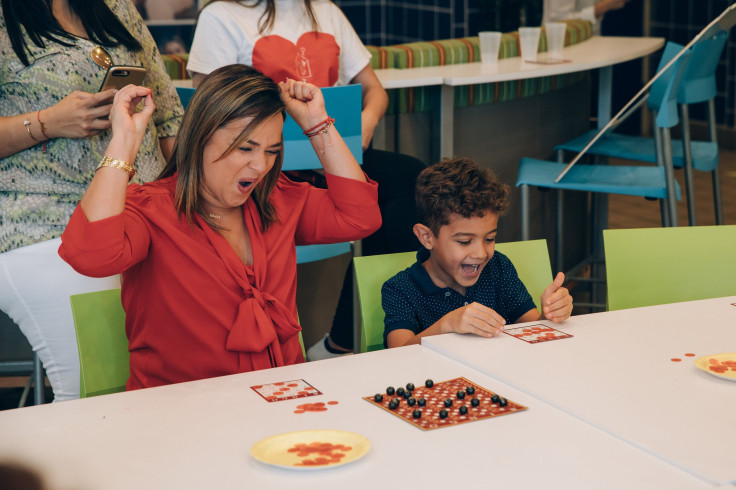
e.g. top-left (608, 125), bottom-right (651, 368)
top-left (363, 377), bottom-right (526, 430)
top-left (251, 379), bottom-right (322, 402)
top-left (504, 324), bottom-right (572, 343)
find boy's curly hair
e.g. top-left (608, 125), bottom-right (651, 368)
top-left (415, 158), bottom-right (510, 235)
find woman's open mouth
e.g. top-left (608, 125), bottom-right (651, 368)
top-left (237, 180), bottom-right (255, 194)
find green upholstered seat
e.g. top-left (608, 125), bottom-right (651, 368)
top-left (603, 226), bottom-right (736, 311)
top-left (354, 239), bottom-right (553, 353)
top-left (70, 289), bottom-right (129, 398)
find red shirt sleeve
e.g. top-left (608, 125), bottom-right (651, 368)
top-left (58, 185), bottom-right (153, 278)
top-left (292, 172), bottom-right (381, 245)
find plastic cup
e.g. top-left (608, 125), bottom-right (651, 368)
top-left (545, 22), bottom-right (566, 57)
top-left (478, 31), bottom-right (502, 64)
top-left (518, 27), bottom-right (541, 62)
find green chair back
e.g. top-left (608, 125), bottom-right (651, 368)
top-left (354, 251), bottom-right (416, 353)
top-left (604, 226), bottom-right (736, 311)
top-left (354, 239), bottom-right (553, 353)
top-left (70, 289), bottom-right (129, 398)
top-left (496, 239), bottom-right (553, 310)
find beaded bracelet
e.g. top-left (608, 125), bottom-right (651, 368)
top-left (305, 117), bottom-right (335, 139)
top-left (303, 116), bottom-right (334, 135)
top-left (96, 156), bottom-right (136, 181)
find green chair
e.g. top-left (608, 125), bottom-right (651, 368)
top-left (70, 289), bottom-right (129, 398)
top-left (603, 226), bottom-right (736, 311)
top-left (354, 239), bottom-right (554, 353)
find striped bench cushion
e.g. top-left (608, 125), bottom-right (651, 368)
top-left (368, 20), bottom-right (593, 114)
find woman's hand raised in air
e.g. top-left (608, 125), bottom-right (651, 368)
top-left (107, 85), bottom-right (156, 163)
top-left (278, 79), bottom-right (328, 133)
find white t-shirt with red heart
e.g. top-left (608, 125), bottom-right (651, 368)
top-left (187, 0), bottom-right (372, 87)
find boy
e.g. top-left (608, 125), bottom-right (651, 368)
top-left (382, 158), bottom-right (573, 348)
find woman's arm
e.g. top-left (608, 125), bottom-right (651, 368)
top-left (350, 65), bottom-right (388, 150)
top-left (80, 85), bottom-right (155, 222)
top-left (0, 90), bottom-right (116, 159)
top-left (279, 79), bottom-right (365, 182)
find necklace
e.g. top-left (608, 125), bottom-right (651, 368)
top-left (209, 213), bottom-right (221, 220)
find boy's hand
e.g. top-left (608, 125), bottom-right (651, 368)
top-left (438, 302), bottom-right (506, 338)
top-left (540, 272), bottom-right (573, 322)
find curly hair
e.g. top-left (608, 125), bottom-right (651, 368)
top-left (415, 158), bottom-right (510, 235)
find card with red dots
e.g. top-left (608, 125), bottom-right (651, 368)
top-left (504, 323), bottom-right (572, 343)
top-left (363, 377), bottom-right (527, 431)
top-left (251, 379), bottom-right (322, 402)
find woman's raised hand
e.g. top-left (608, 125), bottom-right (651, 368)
top-left (101, 85), bottom-right (155, 165)
top-left (278, 79), bottom-right (328, 132)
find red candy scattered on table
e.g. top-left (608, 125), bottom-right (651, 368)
top-left (287, 441), bottom-right (353, 466)
top-left (670, 353), bottom-right (697, 362)
top-left (293, 401), bottom-right (339, 414)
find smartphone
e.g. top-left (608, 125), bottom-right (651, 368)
top-left (99, 65), bottom-right (147, 92)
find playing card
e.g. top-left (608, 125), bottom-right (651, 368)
top-left (251, 379), bottom-right (322, 402)
top-left (504, 324), bottom-right (572, 344)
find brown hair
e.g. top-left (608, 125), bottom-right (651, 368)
top-left (201, 0), bottom-right (320, 36)
top-left (415, 157), bottom-right (510, 235)
top-left (158, 64), bottom-right (285, 230)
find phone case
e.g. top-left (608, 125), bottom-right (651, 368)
top-left (99, 65), bottom-right (147, 92)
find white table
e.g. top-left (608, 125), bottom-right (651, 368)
top-left (423, 297), bottom-right (736, 486)
top-left (0, 346), bottom-right (712, 489)
top-left (375, 36), bottom-right (664, 163)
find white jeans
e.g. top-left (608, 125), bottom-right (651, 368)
top-left (0, 238), bottom-right (121, 402)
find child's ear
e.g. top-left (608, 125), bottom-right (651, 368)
top-left (413, 223), bottom-right (435, 250)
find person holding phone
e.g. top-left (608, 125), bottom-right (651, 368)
top-left (0, 0), bottom-right (184, 402)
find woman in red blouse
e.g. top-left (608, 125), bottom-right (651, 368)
top-left (59, 64), bottom-right (381, 390)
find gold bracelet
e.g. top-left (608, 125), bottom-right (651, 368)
top-left (96, 156), bottom-right (136, 181)
top-left (23, 118), bottom-right (38, 141)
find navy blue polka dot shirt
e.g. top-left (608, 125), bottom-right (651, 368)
top-left (382, 248), bottom-right (536, 346)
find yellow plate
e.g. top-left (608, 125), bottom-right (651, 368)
top-left (250, 430), bottom-right (370, 470)
top-left (694, 353), bottom-right (736, 381)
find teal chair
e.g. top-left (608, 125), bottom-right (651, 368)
top-left (555, 34), bottom-right (727, 226)
top-left (603, 226), bottom-right (736, 311)
top-left (354, 239), bottom-right (554, 353)
top-left (69, 289), bottom-right (129, 398)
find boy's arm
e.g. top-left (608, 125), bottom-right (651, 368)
top-left (387, 302), bottom-right (506, 348)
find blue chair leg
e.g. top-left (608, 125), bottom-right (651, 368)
top-left (660, 128), bottom-right (679, 227)
top-left (33, 352), bottom-right (44, 405)
top-left (679, 103), bottom-right (697, 226)
top-left (707, 99), bottom-right (724, 225)
top-left (521, 184), bottom-right (530, 241)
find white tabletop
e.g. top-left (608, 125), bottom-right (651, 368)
top-left (0, 346), bottom-right (713, 489)
top-left (422, 297), bottom-right (736, 486)
top-left (374, 36), bottom-right (664, 88)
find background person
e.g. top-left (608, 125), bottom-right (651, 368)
top-left (543, 0), bottom-right (632, 35)
top-left (59, 65), bottom-right (381, 389)
top-left (0, 0), bottom-right (183, 401)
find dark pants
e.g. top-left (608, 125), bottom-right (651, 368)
top-left (328, 148), bottom-right (426, 349)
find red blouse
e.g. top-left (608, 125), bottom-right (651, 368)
top-left (59, 173), bottom-right (380, 390)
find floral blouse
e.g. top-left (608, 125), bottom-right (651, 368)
top-left (0, 0), bottom-right (184, 253)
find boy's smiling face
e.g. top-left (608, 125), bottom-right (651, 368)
top-left (416, 212), bottom-right (499, 295)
